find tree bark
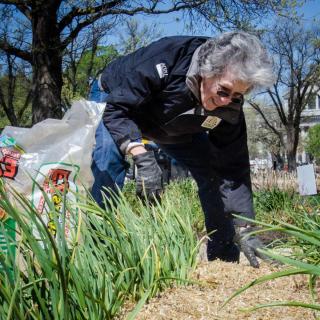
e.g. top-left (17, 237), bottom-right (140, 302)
top-left (286, 125), bottom-right (297, 171)
top-left (31, 4), bottom-right (63, 124)
top-left (4, 105), bottom-right (19, 126)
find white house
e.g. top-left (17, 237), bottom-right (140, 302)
top-left (299, 91), bottom-right (320, 163)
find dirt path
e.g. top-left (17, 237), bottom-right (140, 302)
top-left (122, 253), bottom-right (318, 320)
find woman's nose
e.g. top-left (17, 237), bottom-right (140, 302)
top-left (218, 96), bottom-right (232, 106)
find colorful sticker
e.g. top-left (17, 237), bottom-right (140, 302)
top-left (0, 135), bottom-right (24, 153)
top-left (0, 135), bottom-right (16, 147)
top-left (32, 163), bottom-right (79, 240)
top-left (0, 148), bottom-right (22, 180)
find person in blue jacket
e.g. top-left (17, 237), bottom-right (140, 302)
top-left (89, 31), bottom-right (275, 268)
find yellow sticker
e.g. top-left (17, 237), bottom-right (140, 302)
top-left (201, 116), bottom-right (221, 129)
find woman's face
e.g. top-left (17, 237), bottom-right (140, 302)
top-left (200, 72), bottom-right (251, 111)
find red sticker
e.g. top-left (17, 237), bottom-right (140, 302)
top-left (0, 148), bottom-right (21, 180)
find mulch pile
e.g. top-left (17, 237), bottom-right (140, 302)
top-left (121, 252), bottom-right (318, 320)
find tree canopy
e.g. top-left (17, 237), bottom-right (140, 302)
top-left (306, 124), bottom-right (320, 163)
top-left (0, 0), bottom-right (294, 124)
top-left (249, 18), bottom-right (320, 171)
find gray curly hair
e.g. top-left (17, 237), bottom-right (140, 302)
top-left (198, 31), bottom-right (275, 89)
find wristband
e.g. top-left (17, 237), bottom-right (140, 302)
top-left (125, 142), bottom-right (145, 154)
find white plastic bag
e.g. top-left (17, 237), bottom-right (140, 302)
top-left (0, 99), bottom-right (104, 240)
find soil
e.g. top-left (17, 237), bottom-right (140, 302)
top-left (121, 249), bottom-right (319, 320)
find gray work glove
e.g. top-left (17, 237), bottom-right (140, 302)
top-left (133, 151), bottom-right (163, 202)
top-left (234, 225), bottom-right (268, 268)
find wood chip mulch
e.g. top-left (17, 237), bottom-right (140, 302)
top-left (121, 253), bottom-right (319, 320)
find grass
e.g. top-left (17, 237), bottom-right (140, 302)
top-left (0, 178), bottom-right (203, 319)
top-left (1, 175), bottom-right (320, 319)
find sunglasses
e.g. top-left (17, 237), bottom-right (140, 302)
top-left (216, 89), bottom-right (244, 104)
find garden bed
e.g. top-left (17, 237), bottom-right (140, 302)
top-left (122, 256), bottom-right (317, 319)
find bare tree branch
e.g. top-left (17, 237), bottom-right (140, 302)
top-left (248, 101), bottom-right (284, 145)
top-left (60, 0), bottom-right (207, 48)
top-left (0, 0), bottom-right (25, 4)
top-left (58, 0), bottom-right (124, 31)
top-left (0, 1), bottom-right (32, 19)
top-left (0, 0), bottom-right (294, 124)
top-left (0, 39), bottom-right (32, 62)
top-left (252, 18), bottom-right (320, 170)
top-left (17, 89), bottom-right (32, 121)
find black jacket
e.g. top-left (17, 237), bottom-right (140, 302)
top-left (101, 36), bottom-right (244, 144)
top-left (100, 36), bottom-right (254, 221)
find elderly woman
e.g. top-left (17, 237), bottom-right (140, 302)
top-left (90, 31), bottom-right (275, 268)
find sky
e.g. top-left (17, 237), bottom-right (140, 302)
top-left (298, 0), bottom-right (320, 22)
top-left (129, 0), bottom-right (320, 38)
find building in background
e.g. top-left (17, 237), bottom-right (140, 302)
top-left (299, 89), bottom-right (320, 164)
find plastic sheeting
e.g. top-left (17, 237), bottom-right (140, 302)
top-left (0, 99), bottom-right (104, 240)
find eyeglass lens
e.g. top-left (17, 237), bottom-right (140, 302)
top-left (217, 90), bottom-right (243, 104)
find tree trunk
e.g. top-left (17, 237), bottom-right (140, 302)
top-left (286, 124), bottom-right (298, 172)
top-left (271, 152), bottom-right (284, 170)
top-left (31, 6), bottom-right (63, 124)
top-left (4, 105), bottom-right (19, 126)
top-left (286, 151), bottom-right (297, 172)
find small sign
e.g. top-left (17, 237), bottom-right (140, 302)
top-left (297, 164), bottom-right (317, 195)
top-left (201, 116), bottom-right (221, 129)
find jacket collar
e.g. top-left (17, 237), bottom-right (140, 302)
top-left (186, 45), bottom-right (202, 101)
